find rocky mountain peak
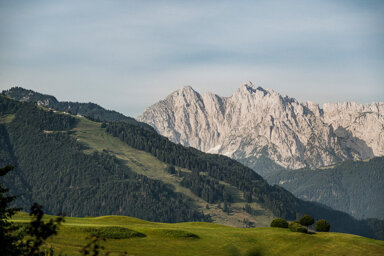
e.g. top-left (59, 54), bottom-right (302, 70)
top-left (179, 85), bottom-right (196, 93)
top-left (169, 85), bottom-right (198, 98)
top-left (239, 81), bottom-right (256, 92)
top-left (138, 82), bottom-right (384, 170)
top-left (236, 82), bottom-right (270, 96)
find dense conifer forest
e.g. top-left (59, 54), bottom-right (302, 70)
top-left (265, 157), bottom-right (384, 219)
top-left (0, 96), bottom-right (208, 222)
top-left (1, 87), bottom-right (151, 128)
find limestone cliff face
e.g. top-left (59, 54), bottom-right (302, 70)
top-left (137, 82), bottom-right (384, 170)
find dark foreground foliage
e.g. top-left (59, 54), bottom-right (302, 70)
top-left (0, 166), bottom-right (64, 255)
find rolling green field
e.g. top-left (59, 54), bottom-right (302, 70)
top-left (12, 212), bottom-right (384, 256)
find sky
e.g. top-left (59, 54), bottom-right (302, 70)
top-left (0, 0), bottom-right (383, 117)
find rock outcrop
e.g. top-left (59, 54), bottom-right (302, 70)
top-left (138, 82), bottom-right (384, 170)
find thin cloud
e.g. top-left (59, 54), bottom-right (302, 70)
top-left (0, 0), bottom-right (383, 117)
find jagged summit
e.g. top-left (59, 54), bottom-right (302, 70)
top-left (241, 81), bottom-right (256, 90)
top-left (138, 83), bottom-right (384, 170)
top-left (238, 81), bottom-right (271, 96)
top-left (172, 82), bottom-right (277, 99)
top-left (178, 85), bottom-right (196, 92)
top-left (237, 81), bottom-right (262, 93)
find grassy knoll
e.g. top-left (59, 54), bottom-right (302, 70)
top-left (11, 212), bottom-right (384, 256)
top-left (71, 117), bottom-right (273, 227)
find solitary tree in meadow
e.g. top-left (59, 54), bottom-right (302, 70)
top-left (315, 219), bottom-right (330, 232)
top-left (299, 214), bottom-right (314, 229)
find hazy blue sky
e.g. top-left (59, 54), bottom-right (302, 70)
top-left (0, 0), bottom-right (383, 116)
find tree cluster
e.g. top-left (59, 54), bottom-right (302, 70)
top-left (270, 215), bottom-right (330, 234)
top-left (180, 171), bottom-right (231, 204)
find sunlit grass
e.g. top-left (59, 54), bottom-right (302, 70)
top-left (11, 212), bottom-right (384, 256)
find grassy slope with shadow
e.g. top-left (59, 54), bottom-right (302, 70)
top-left (11, 212), bottom-right (384, 256)
top-left (71, 117), bottom-right (274, 228)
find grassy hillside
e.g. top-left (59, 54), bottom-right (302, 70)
top-left (0, 96), bottom-right (208, 222)
top-left (72, 116), bottom-right (274, 227)
top-left (12, 212), bottom-right (384, 256)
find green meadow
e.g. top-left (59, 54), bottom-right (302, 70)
top-left (12, 212), bottom-right (384, 256)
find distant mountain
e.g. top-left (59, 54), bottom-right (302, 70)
top-left (1, 87), bottom-right (151, 129)
top-left (138, 82), bottom-right (384, 170)
top-left (265, 157), bottom-right (384, 220)
top-left (1, 94), bottom-right (382, 239)
top-left (137, 82), bottom-right (384, 221)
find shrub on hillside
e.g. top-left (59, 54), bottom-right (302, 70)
top-left (299, 214), bottom-right (314, 228)
top-left (288, 221), bottom-right (307, 233)
top-left (166, 165), bottom-right (176, 174)
top-left (270, 218), bottom-right (288, 228)
top-left (315, 219), bottom-right (330, 232)
top-left (84, 226), bottom-right (146, 239)
top-left (244, 247), bottom-right (263, 256)
top-left (154, 229), bottom-right (200, 239)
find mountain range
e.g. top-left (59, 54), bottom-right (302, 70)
top-left (1, 90), bottom-right (383, 240)
top-left (137, 82), bottom-right (384, 220)
top-left (138, 82), bottom-right (384, 171)
top-left (1, 86), bottom-right (384, 239)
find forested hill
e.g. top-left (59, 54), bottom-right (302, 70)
top-left (103, 121), bottom-right (384, 239)
top-left (265, 158), bottom-right (384, 220)
top-left (0, 95), bottom-right (207, 222)
top-left (0, 95), bottom-right (383, 240)
top-left (1, 87), bottom-right (151, 129)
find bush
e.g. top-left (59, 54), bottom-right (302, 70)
top-left (299, 214), bottom-right (314, 228)
top-left (244, 247), bottom-right (263, 256)
top-left (84, 226), bottom-right (146, 239)
top-left (315, 219), bottom-right (330, 232)
top-left (270, 218), bottom-right (288, 228)
top-left (166, 165), bottom-right (176, 174)
top-left (288, 221), bottom-right (307, 233)
top-left (154, 229), bottom-right (200, 239)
